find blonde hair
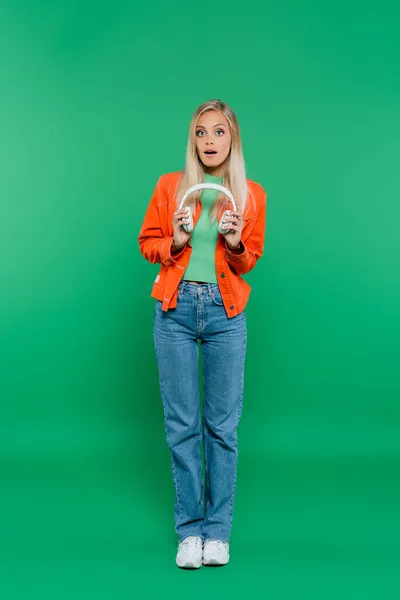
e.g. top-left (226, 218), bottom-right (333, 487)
top-left (175, 99), bottom-right (252, 219)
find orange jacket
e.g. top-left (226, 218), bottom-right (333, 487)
top-left (138, 171), bottom-right (267, 318)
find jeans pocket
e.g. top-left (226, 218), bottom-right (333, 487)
top-left (211, 287), bottom-right (224, 306)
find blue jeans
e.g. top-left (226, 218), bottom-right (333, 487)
top-left (153, 281), bottom-right (247, 543)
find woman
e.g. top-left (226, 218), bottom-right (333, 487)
top-left (138, 99), bottom-right (267, 569)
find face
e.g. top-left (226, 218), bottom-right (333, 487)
top-left (195, 110), bottom-right (232, 176)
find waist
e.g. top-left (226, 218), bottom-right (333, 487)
top-left (183, 279), bottom-right (211, 286)
top-left (179, 281), bottom-right (220, 294)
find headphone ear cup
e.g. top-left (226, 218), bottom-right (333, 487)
top-left (183, 206), bottom-right (194, 233)
top-left (218, 210), bottom-right (230, 235)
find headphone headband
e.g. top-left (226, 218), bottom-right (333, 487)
top-left (178, 183), bottom-right (237, 212)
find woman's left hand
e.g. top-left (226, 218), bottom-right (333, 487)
top-left (222, 211), bottom-right (244, 250)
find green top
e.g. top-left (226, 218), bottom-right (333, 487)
top-left (183, 173), bottom-right (223, 284)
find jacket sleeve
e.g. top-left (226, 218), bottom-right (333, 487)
top-left (138, 176), bottom-right (186, 266)
top-left (224, 191), bottom-right (267, 275)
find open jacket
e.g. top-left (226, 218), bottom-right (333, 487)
top-left (138, 171), bottom-right (267, 318)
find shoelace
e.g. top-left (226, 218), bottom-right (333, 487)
top-left (205, 540), bottom-right (227, 549)
top-left (179, 536), bottom-right (203, 550)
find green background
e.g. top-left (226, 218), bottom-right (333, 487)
top-left (1, 1), bottom-right (399, 598)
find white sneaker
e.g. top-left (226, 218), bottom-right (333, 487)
top-left (202, 540), bottom-right (230, 566)
top-left (176, 536), bottom-right (203, 569)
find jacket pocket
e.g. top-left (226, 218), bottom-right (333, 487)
top-left (242, 217), bottom-right (256, 242)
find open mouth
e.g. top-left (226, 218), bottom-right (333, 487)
top-left (204, 150), bottom-right (217, 155)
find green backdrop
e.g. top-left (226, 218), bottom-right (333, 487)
top-left (1, 1), bottom-right (399, 598)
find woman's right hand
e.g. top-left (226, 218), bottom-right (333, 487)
top-left (172, 209), bottom-right (192, 250)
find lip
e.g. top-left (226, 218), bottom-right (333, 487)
top-left (204, 151), bottom-right (217, 157)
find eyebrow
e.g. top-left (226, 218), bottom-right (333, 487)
top-left (196, 123), bottom-right (226, 129)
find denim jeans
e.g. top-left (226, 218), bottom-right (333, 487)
top-left (153, 281), bottom-right (247, 543)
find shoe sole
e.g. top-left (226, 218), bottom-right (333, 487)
top-left (176, 561), bottom-right (202, 569)
top-left (202, 559), bottom-right (229, 567)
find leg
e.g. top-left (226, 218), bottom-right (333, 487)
top-left (153, 298), bottom-right (203, 541)
top-left (201, 307), bottom-right (247, 542)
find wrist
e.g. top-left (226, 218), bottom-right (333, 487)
top-left (226, 240), bottom-right (243, 253)
top-left (171, 240), bottom-right (186, 253)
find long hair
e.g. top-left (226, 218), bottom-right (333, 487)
top-left (175, 99), bottom-right (252, 219)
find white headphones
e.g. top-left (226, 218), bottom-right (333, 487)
top-left (178, 183), bottom-right (237, 235)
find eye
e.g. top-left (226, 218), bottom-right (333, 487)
top-left (216, 129), bottom-right (224, 136)
top-left (196, 130), bottom-right (205, 136)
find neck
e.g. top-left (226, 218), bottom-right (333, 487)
top-left (205, 167), bottom-right (224, 177)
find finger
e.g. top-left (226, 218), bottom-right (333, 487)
top-left (223, 219), bottom-right (240, 228)
top-left (173, 220), bottom-right (189, 229)
top-left (172, 213), bottom-right (188, 223)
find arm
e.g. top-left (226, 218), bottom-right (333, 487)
top-left (224, 193), bottom-right (267, 275)
top-left (138, 177), bottom-right (187, 266)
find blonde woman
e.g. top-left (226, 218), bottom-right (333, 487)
top-left (138, 99), bottom-right (267, 569)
